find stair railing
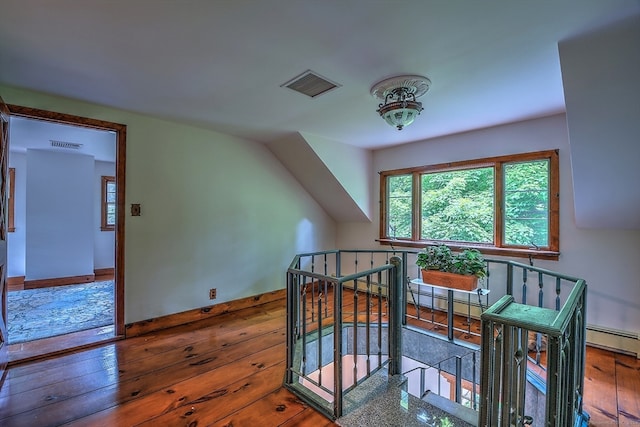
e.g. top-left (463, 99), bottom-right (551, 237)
top-left (285, 249), bottom-right (588, 425)
top-left (284, 251), bottom-right (404, 419)
top-left (403, 350), bottom-right (479, 408)
top-left (478, 269), bottom-right (587, 426)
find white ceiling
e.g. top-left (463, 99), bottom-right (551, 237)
top-left (1, 1), bottom-right (639, 149)
top-left (9, 117), bottom-right (116, 163)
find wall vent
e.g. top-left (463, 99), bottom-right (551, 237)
top-left (281, 70), bottom-right (340, 98)
top-left (50, 140), bottom-right (83, 150)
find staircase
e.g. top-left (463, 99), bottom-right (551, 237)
top-left (337, 369), bottom-right (476, 427)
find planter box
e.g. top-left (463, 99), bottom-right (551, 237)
top-left (420, 269), bottom-right (478, 291)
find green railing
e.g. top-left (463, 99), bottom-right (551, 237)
top-left (284, 251), bottom-right (404, 419)
top-left (402, 350), bottom-right (479, 408)
top-left (478, 266), bottom-right (588, 426)
top-left (284, 249), bottom-right (588, 424)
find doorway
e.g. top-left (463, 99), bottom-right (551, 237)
top-left (6, 104), bottom-right (125, 363)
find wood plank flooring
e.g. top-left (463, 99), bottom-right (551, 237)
top-left (0, 299), bottom-right (327, 427)
top-left (0, 296), bottom-right (637, 426)
top-left (8, 325), bottom-right (118, 365)
top-left (584, 346), bottom-right (640, 426)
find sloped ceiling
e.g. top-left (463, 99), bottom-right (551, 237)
top-left (268, 133), bottom-right (370, 222)
top-left (560, 15), bottom-right (640, 229)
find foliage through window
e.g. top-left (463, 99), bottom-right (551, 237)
top-left (380, 150), bottom-right (559, 258)
top-left (101, 176), bottom-right (116, 231)
top-left (421, 167), bottom-right (494, 243)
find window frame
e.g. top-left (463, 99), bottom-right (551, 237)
top-left (379, 150), bottom-right (559, 260)
top-left (8, 167), bottom-right (15, 233)
top-left (101, 175), bottom-right (116, 231)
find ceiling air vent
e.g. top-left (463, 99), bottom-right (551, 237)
top-left (50, 140), bottom-right (83, 150)
top-left (281, 70), bottom-right (340, 98)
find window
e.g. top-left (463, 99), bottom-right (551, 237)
top-left (380, 150), bottom-right (559, 259)
top-left (101, 176), bottom-right (116, 231)
top-left (8, 167), bottom-right (15, 232)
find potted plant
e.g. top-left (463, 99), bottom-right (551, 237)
top-left (451, 248), bottom-right (487, 279)
top-left (416, 244), bottom-right (453, 271)
top-left (416, 245), bottom-right (487, 291)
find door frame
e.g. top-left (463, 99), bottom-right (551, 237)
top-left (7, 104), bottom-right (126, 337)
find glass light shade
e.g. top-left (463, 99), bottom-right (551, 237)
top-left (378, 100), bottom-right (423, 130)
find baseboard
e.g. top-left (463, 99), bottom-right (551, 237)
top-left (586, 324), bottom-right (639, 358)
top-left (94, 268), bottom-right (115, 278)
top-left (12, 269), bottom-right (114, 290)
top-left (24, 274), bottom-right (95, 290)
top-left (124, 288), bottom-right (287, 338)
top-left (8, 276), bottom-right (25, 291)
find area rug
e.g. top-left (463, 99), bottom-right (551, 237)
top-left (7, 280), bottom-right (114, 344)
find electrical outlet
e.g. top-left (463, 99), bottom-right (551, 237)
top-left (209, 288), bottom-right (217, 300)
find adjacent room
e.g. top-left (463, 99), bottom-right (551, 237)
top-left (7, 117), bottom-right (116, 346)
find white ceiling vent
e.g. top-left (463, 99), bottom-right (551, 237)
top-left (50, 140), bottom-right (83, 150)
top-left (281, 70), bottom-right (340, 98)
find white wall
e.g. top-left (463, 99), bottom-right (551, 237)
top-left (94, 160), bottom-right (116, 270)
top-left (0, 84), bottom-right (336, 324)
top-left (337, 114), bottom-right (640, 337)
top-left (26, 150), bottom-right (95, 280)
top-left (8, 153), bottom-right (116, 278)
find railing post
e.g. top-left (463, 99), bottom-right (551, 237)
top-left (472, 352), bottom-right (477, 410)
top-left (577, 285), bottom-right (588, 422)
top-left (389, 256), bottom-right (403, 375)
top-left (538, 271), bottom-right (544, 308)
top-left (522, 268), bottom-right (528, 304)
top-left (546, 334), bottom-right (561, 426)
top-left (285, 271), bottom-right (295, 384)
top-left (455, 355), bottom-right (462, 404)
top-left (334, 280), bottom-right (343, 418)
top-left (402, 252), bottom-right (409, 326)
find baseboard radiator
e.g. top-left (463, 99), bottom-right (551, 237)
top-left (586, 324), bottom-right (639, 358)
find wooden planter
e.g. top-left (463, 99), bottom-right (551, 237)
top-left (420, 269), bottom-right (478, 291)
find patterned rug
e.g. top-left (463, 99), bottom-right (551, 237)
top-left (7, 280), bottom-right (114, 344)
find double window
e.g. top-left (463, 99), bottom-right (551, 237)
top-left (380, 150), bottom-right (559, 259)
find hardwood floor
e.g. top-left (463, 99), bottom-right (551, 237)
top-left (583, 346), bottom-right (640, 426)
top-left (8, 326), bottom-right (118, 365)
top-left (0, 299), bottom-right (335, 427)
top-left (0, 297), bottom-right (637, 426)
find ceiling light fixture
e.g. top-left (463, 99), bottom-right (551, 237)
top-left (370, 75), bottom-right (431, 130)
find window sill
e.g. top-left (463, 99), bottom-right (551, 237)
top-left (100, 226), bottom-right (115, 232)
top-left (378, 239), bottom-right (559, 261)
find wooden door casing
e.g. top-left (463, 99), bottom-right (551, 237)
top-left (0, 96), bottom-right (10, 386)
top-left (2, 104), bottom-right (126, 367)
